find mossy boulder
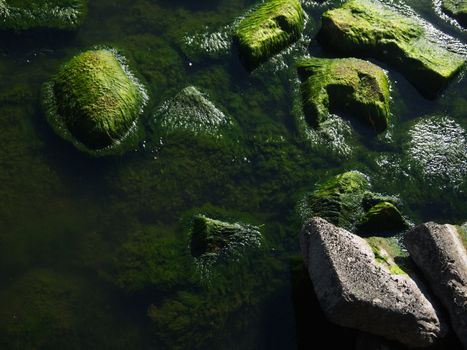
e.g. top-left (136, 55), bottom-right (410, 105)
top-left (358, 202), bottom-right (408, 234)
top-left (298, 171), bottom-right (371, 230)
top-left (234, 0), bottom-right (305, 70)
top-left (442, 0), bottom-right (467, 27)
top-left (0, 0), bottom-right (87, 31)
top-left (299, 171), bottom-right (408, 234)
top-left (42, 49), bottom-right (148, 154)
top-left (319, 0), bottom-right (465, 98)
top-left (151, 86), bottom-right (240, 144)
top-left (190, 214), bottom-right (263, 273)
top-left (297, 57), bottom-right (390, 133)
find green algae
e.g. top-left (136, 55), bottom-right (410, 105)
top-left (357, 201), bottom-right (408, 234)
top-left (298, 171), bottom-right (409, 234)
top-left (456, 223), bottom-right (467, 249)
top-left (319, 0), bottom-right (465, 98)
top-left (298, 171), bottom-right (371, 230)
top-left (42, 48), bottom-right (149, 155)
top-left (297, 57), bottom-right (391, 133)
top-left (234, 0), bottom-right (305, 70)
top-left (366, 236), bottom-right (409, 275)
top-left (0, 269), bottom-right (142, 350)
top-left (151, 86), bottom-right (240, 144)
top-left (0, 0), bottom-right (87, 31)
top-left (113, 225), bottom-right (194, 294)
top-left (442, 0), bottom-right (467, 27)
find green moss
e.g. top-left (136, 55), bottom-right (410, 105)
top-left (319, 0), bottom-right (465, 98)
top-left (456, 223), bottom-right (467, 249)
top-left (297, 57), bottom-right (390, 133)
top-left (442, 0), bottom-right (467, 27)
top-left (298, 171), bottom-right (370, 230)
top-left (42, 48), bottom-right (148, 155)
top-left (234, 0), bottom-right (305, 70)
top-left (0, 0), bottom-right (87, 31)
top-left (357, 201), bottom-right (408, 234)
top-left (365, 236), bottom-right (408, 275)
top-left (190, 215), bottom-right (263, 276)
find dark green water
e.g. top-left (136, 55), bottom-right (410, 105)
top-left (0, 0), bottom-right (465, 349)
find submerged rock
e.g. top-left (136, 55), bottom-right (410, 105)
top-left (300, 217), bottom-right (447, 348)
top-left (299, 171), bottom-right (370, 230)
top-left (297, 57), bottom-right (390, 133)
top-left (357, 202), bottom-right (408, 234)
top-left (42, 48), bottom-right (148, 154)
top-left (234, 0), bottom-right (305, 70)
top-left (442, 0), bottom-right (467, 27)
top-left (0, 0), bottom-right (87, 31)
top-left (43, 49), bottom-right (148, 153)
top-left (190, 214), bottom-right (263, 273)
top-left (404, 223), bottom-right (467, 348)
top-left (152, 86), bottom-right (239, 142)
top-left (406, 116), bottom-right (467, 188)
top-left (319, 0), bottom-right (465, 98)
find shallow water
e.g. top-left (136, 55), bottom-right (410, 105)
top-left (0, 0), bottom-right (465, 349)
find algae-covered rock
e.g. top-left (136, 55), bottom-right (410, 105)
top-left (297, 57), bottom-right (390, 132)
top-left (299, 171), bottom-right (409, 234)
top-left (234, 0), bottom-right (305, 70)
top-left (357, 202), bottom-right (408, 234)
top-left (300, 218), bottom-right (447, 348)
top-left (298, 171), bottom-right (371, 230)
top-left (190, 214), bottom-right (263, 273)
top-left (405, 223), bottom-right (467, 348)
top-left (406, 116), bottom-right (467, 188)
top-left (147, 214), bottom-right (281, 349)
top-left (319, 0), bottom-right (465, 98)
top-left (152, 86), bottom-right (239, 143)
top-left (42, 49), bottom-right (148, 154)
top-left (0, 0), bottom-right (87, 31)
top-left (442, 0), bottom-right (467, 27)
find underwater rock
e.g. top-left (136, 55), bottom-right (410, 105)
top-left (319, 0), bottom-right (465, 98)
top-left (298, 171), bottom-right (371, 230)
top-left (300, 217), bottom-right (447, 348)
top-left (406, 116), bottom-right (467, 188)
top-left (152, 86), bottom-right (239, 142)
top-left (234, 0), bottom-right (305, 70)
top-left (190, 214), bottom-right (263, 272)
top-left (442, 0), bottom-right (467, 27)
top-left (180, 26), bottom-right (232, 63)
top-left (357, 202), bottom-right (408, 235)
top-left (0, 0), bottom-right (87, 31)
top-left (297, 57), bottom-right (390, 133)
top-left (404, 223), bottom-right (467, 348)
top-left (42, 48), bottom-right (148, 154)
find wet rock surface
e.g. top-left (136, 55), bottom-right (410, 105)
top-left (300, 217), bottom-right (447, 348)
